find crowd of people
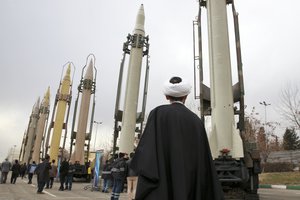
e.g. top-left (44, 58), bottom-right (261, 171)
top-left (0, 153), bottom-right (137, 199)
top-left (103, 152), bottom-right (138, 200)
top-left (0, 159), bottom-right (22, 184)
top-left (0, 155), bottom-right (76, 194)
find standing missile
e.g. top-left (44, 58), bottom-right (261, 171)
top-left (32, 87), bottom-right (50, 163)
top-left (206, 0), bottom-right (243, 158)
top-left (23, 98), bottom-right (40, 164)
top-left (19, 129), bottom-right (27, 162)
top-left (119, 5), bottom-right (146, 154)
top-left (49, 64), bottom-right (72, 162)
top-left (72, 59), bottom-right (94, 164)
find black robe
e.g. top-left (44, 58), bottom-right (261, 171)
top-left (131, 103), bottom-right (224, 200)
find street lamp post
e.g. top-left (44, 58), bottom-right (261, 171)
top-left (259, 101), bottom-right (271, 133)
top-left (93, 121), bottom-right (102, 151)
top-left (259, 101), bottom-right (271, 149)
top-left (11, 145), bottom-right (16, 162)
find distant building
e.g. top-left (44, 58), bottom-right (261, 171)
top-left (267, 150), bottom-right (300, 166)
top-left (7, 146), bottom-right (20, 163)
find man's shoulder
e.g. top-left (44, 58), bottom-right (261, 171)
top-left (150, 104), bottom-right (173, 114)
top-left (155, 104), bottom-right (170, 109)
top-left (155, 104), bottom-right (197, 116)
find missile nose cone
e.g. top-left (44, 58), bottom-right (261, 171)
top-left (64, 63), bottom-right (71, 81)
top-left (67, 63), bottom-right (71, 76)
top-left (36, 97), bottom-right (40, 107)
top-left (46, 86), bottom-right (50, 96)
top-left (84, 59), bottom-right (94, 80)
top-left (33, 97), bottom-right (40, 113)
top-left (134, 4), bottom-right (145, 34)
top-left (44, 86), bottom-right (50, 104)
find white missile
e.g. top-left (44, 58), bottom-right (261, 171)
top-left (23, 98), bottom-right (40, 164)
top-left (206, 0), bottom-right (243, 159)
top-left (32, 87), bottom-right (50, 163)
top-left (72, 59), bottom-right (94, 164)
top-left (119, 4), bottom-right (145, 154)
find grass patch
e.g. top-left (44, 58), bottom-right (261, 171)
top-left (259, 172), bottom-right (300, 185)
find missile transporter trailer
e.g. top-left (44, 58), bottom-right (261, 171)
top-left (193, 0), bottom-right (261, 199)
top-left (69, 56), bottom-right (97, 183)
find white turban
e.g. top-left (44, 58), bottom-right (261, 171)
top-left (163, 77), bottom-right (192, 97)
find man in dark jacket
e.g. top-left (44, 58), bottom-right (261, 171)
top-left (110, 153), bottom-right (127, 200)
top-left (65, 161), bottom-right (75, 190)
top-left (101, 160), bottom-right (112, 193)
top-left (46, 159), bottom-right (57, 189)
top-left (36, 154), bottom-right (51, 194)
top-left (20, 162), bottom-right (27, 179)
top-left (10, 160), bottom-right (21, 184)
top-left (35, 158), bottom-right (44, 184)
top-left (131, 77), bottom-right (224, 200)
top-left (59, 158), bottom-right (69, 191)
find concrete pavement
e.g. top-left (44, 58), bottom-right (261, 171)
top-left (0, 175), bottom-right (127, 200)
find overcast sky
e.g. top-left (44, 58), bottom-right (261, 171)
top-left (1, 0), bottom-right (300, 161)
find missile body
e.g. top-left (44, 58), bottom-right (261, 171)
top-left (23, 98), bottom-right (40, 164)
top-left (72, 60), bottom-right (94, 164)
top-left (206, 0), bottom-right (243, 159)
top-left (119, 5), bottom-right (145, 154)
top-left (49, 65), bottom-right (72, 162)
top-left (19, 130), bottom-right (27, 161)
top-left (32, 87), bottom-right (50, 163)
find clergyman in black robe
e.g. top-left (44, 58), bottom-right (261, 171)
top-left (131, 76), bottom-right (224, 200)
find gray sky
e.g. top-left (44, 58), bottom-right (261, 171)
top-left (1, 0), bottom-right (300, 161)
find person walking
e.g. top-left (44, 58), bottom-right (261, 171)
top-left (10, 160), bottom-right (21, 184)
top-left (101, 160), bottom-right (112, 193)
top-left (59, 158), bottom-right (69, 191)
top-left (46, 159), bottom-right (57, 189)
top-left (35, 158), bottom-right (44, 184)
top-left (121, 153), bottom-right (129, 193)
top-left (20, 162), bottom-right (27, 179)
top-left (86, 161), bottom-right (92, 182)
top-left (27, 161), bottom-right (37, 184)
top-left (1, 158), bottom-right (11, 184)
top-left (110, 152), bottom-right (128, 200)
top-left (36, 154), bottom-right (51, 194)
top-left (126, 152), bottom-right (138, 200)
top-left (131, 76), bottom-right (224, 200)
top-left (65, 161), bottom-right (75, 190)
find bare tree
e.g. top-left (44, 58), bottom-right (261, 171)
top-left (268, 135), bottom-right (282, 152)
top-left (256, 127), bottom-right (268, 163)
top-left (279, 84), bottom-right (300, 130)
top-left (245, 107), bottom-right (280, 168)
top-left (244, 107), bottom-right (261, 142)
top-left (258, 121), bottom-right (280, 162)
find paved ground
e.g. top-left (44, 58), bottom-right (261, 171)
top-left (1, 176), bottom-right (300, 199)
top-left (0, 176), bottom-right (127, 200)
top-left (259, 188), bottom-right (300, 200)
